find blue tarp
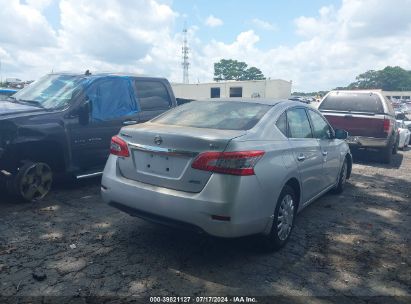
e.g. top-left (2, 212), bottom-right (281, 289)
top-left (85, 77), bottom-right (138, 122)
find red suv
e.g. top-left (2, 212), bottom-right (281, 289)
top-left (319, 90), bottom-right (398, 163)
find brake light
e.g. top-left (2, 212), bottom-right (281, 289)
top-left (191, 151), bottom-right (265, 176)
top-left (383, 119), bottom-right (392, 134)
top-left (110, 136), bottom-right (130, 157)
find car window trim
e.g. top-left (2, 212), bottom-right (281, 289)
top-left (307, 108), bottom-right (335, 140)
top-left (286, 106), bottom-right (314, 139)
top-left (274, 110), bottom-right (288, 138)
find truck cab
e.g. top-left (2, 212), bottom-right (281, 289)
top-left (0, 72), bottom-right (177, 201)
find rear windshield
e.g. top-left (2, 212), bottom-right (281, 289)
top-left (152, 100), bottom-right (271, 130)
top-left (319, 93), bottom-right (384, 114)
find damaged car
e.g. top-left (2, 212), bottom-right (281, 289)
top-left (0, 72), bottom-right (177, 201)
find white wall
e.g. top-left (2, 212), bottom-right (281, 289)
top-left (172, 79), bottom-right (292, 100)
top-left (382, 91), bottom-right (411, 100)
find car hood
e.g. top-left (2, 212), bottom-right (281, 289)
top-left (0, 99), bottom-right (47, 118)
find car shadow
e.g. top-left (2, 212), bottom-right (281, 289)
top-left (352, 150), bottom-right (404, 169)
top-left (0, 176), bottom-right (102, 207)
top-left (93, 172), bottom-right (411, 297)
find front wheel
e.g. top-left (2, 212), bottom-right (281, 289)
top-left (258, 185), bottom-right (297, 251)
top-left (8, 161), bottom-right (53, 202)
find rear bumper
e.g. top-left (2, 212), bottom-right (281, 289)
top-left (101, 155), bottom-right (271, 238)
top-left (347, 136), bottom-right (388, 148)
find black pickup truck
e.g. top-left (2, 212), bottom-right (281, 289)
top-left (0, 72), bottom-right (177, 201)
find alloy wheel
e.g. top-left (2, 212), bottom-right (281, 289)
top-left (19, 163), bottom-right (53, 201)
top-left (277, 194), bottom-right (295, 241)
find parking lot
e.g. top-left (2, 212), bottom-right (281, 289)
top-left (0, 150), bottom-right (410, 300)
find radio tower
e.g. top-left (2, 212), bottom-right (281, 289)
top-left (181, 27), bottom-right (190, 84)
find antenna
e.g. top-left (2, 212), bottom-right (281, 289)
top-left (181, 26), bottom-right (190, 84)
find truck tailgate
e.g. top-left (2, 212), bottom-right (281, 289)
top-left (322, 112), bottom-right (387, 138)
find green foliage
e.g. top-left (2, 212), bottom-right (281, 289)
top-left (346, 66), bottom-right (411, 91)
top-left (292, 91), bottom-right (328, 97)
top-left (213, 59), bottom-right (266, 81)
top-left (243, 67), bottom-right (266, 80)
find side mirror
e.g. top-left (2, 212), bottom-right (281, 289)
top-left (78, 99), bottom-right (91, 125)
top-left (396, 113), bottom-right (405, 120)
top-left (335, 129), bottom-right (348, 140)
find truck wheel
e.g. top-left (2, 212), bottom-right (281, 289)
top-left (381, 144), bottom-right (392, 164)
top-left (8, 161), bottom-right (53, 202)
top-left (392, 138), bottom-right (398, 155)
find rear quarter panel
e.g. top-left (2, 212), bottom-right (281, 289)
top-left (226, 135), bottom-right (301, 224)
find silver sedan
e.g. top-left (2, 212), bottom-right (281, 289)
top-left (101, 99), bottom-right (352, 251)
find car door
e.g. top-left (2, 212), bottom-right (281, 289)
top-left (308, 109), bottom-right (341, 188)
top-left (286, 107), bottom-right (325, 203)
top-left (132, 80), bottom-right (173, 122)
top-left (69, 77), bottom-right (140, 172)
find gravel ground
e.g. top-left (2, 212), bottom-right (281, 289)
top-left (0, 149), bottom-right (410, 302)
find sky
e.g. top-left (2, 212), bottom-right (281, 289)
top-left (0, 0), bottom-right (411, 91)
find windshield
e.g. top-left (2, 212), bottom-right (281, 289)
top-left (319, 92), bottom-right (384, 114)
top-left (12, 74), bottom-right (85, 109)
top-left (152, 100), bottom-right (271, 130)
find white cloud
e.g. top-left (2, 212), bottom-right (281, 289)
top-left (205, 15), bottom-right (223, 27)
top-left (0, 0), bottom-right (57, 48)
top-left (251, 18), bottom-right (278, 32)
top-left (1, 0), bottom-right (411, 91)
top-left (193, 0), bottom-right (411, 91)
top-left (26, 0), bottom-right (54, 11)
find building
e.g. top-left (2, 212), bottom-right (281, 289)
top-left (5, 78), bottom-right (22, 85)
top-left (382, 91), bottom-right (411, 101)
top-left (172, 79), bottom-right (292, 100)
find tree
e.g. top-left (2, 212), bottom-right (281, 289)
top-left (346, 66), bottom-right (411, 91)
top-left (243, 67), bottom-right (266, 80)
top-left (213, 59), bottom-right (266, 81)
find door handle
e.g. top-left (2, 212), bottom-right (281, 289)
top-left (322, 151), bottom-right (328, 156)
top-left (297, 154), bottom-right (306, 162)
top-left (123, 120), bottom-right (138, 126)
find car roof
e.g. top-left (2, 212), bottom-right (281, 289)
top-left (196, 98), bottom-right (292, 106)
top-left (46, 72), bottom-right (168, 82)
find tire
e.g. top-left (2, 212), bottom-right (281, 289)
top-left (332, 158), bottom-right (347, 194)
top-left (381, 144), bottom-right (393, 164)
top-left (392, 137), bottom-right (398, 155)
top-left (7, 161), bottom-right (53, 202)
top-left (258, 185), bottom-right (297, 252)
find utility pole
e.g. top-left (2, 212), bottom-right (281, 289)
top-left (181, 27), bottom-right (190, 84)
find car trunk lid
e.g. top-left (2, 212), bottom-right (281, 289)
top-left (117, 123), bottom-right (247, 192)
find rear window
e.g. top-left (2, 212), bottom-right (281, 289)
top-left (152, 101), bottom-right (271, 130)
top-left (319, 93), bottom-right (384, 114)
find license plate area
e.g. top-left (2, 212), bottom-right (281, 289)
top-left (132, 150), bottom-right (189, 178)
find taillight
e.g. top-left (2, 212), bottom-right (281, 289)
top-left (191, 151), bottom-right (265, 176)
top-left (110, 136), bottom-right (130, 157)
top-left (383, 119), bottom-right (392, 134)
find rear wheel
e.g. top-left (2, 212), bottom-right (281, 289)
top-left (392, 137), bottom-right (399, 155)
top-left (8, 161), bottom-right (53, 202)
top-left (259, 185), bottom-right (297, 251)
top-left (332, 158), bottom-right (347, 194)
top-left (381, 144), bottom-right (393, 164)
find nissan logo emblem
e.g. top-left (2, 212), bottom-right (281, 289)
top-left (154, 135), bottom-right (163, 145)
